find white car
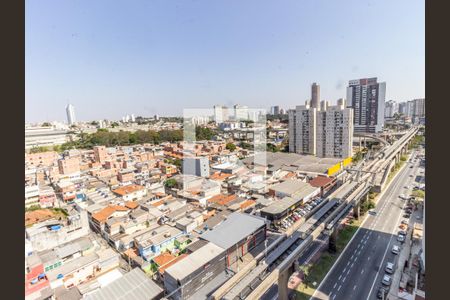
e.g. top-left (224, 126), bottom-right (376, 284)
top-left (397, 234), bottom-right (405, 242)
top-left (392, 245), bottom-right (400, 255)
top-left (385, 262), bottom-right (395, 274)
top-left (382, 274), bottom-right (392, 286)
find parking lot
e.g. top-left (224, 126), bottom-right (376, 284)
top-left (277, 197), bottom-right (325, 231)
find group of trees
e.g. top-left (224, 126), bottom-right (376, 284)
top-left (58, 127), bottom-right (218, 151)
top-left (60, 129), bottom-right (185, 150)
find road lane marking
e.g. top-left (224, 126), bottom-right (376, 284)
top-left (361, 269), bottom-right (365, 274)
top-left (347, 269), bottom-right (351, 275)
top-left (332, 294), bottom-right (336, 300)
top-left (339, 275), bottom-right (342, 280)
top-left (365, 175), bottom-right (410, 300)
top-left (353, 285), bottom-right (357, 290)
top-left (333, 283), bottom-right (337, 289)
top-left (351, 263), bottom-right (354, 268)
top-left (310, 153), bottom-right (413, 300)
top-left (343, 276), bottom-right (346, 282)
top-left (338, 285), bottom-right (342, 291)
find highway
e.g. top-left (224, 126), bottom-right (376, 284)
top-left (311, 149), bottom-right (421, 300)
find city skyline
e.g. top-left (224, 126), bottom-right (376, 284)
top-left (26, 0), bottom-right (424, 123)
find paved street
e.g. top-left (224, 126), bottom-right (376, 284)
top-left (311, 150), bottom-right (422, 300)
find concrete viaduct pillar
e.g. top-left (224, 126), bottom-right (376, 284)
top-left (353, 204), bottom-right (361, 219)
top-left (278, 264), bottom-right (295, 300)
top-left (329, 228), bottom-right (338, 253)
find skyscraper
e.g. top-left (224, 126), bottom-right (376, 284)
top-left (346, 77), bottom-right (386, 133)
top-left (311, 83), bottom-right (320, 109)
top-left (66, 104), bottom-right (76, 125)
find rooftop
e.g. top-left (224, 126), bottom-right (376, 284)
top-left (200, 212), bottom-right (266, 250)
top-left (112, 184), bottom-right (145, 196)
top-left (309, 175), bottom-right (335, 188)
top-left (85, 268), bottom-right (163, 300)
top-left (164, 242), bottom-right (225, 281)
top-left (270, 179), bottom-right (319, 198)
top-left (92, 205), bottom-right (129, 223)
top-left (260, 197), bottom-right (301, 215)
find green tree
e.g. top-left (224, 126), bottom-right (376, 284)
top-left (266, 143), bottom-right (278, 153)
top-left (226, 142), bottom-right (236, 152)
top-left (195, 126), bottom-right (216, 141)
top-left (41, 122), bottom-right (52, 127)
top-left (164, 178), bottom-right (177, 188)
top-left (29, 146), bottom-right (50, 153)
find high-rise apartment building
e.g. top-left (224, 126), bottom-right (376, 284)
top-left (311, 83), bottom-right (320, 109)
top-left (316, 104), bottom-right (353, 158)
top-left (398, 102), bottom-right (407, 115)
top-left (213, 105), bottom-right (229, 124)
top-left (385, 100), bottom-right (399, 118)
top-left (233, 105), bottom-right (249, 121)
top-left (270, 106), bottom-right (280, 115)
top-left (66, 104), bottom-right (76, 125)
top-left (288, 103), bottom-right (316, 156)
top-left (412, 98), bottom-right (425, 118)
top-left (289, 101), bottom-right (353, 159)
top-left (346, 77), bottom-right (386, 133)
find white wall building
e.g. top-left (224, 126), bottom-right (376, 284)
top-left (288, 102), bottom-right (316, 156)
top-left (316, 104), bottom-right (354, 158)
top-left (289, 101), bottom-right (353, 159)
top-left (233, 104), bottom-right (249, 121)
top-left (213, 105), bottom-right (229, 124)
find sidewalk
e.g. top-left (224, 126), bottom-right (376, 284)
top-left (388, 202), bottom-right (423, 300)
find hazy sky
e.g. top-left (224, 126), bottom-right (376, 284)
top-left (26, 0), bottom-right (424, 123)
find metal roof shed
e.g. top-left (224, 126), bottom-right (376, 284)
top-left (199, 212), bottom-right (266, 250)
top-left (85, 268), bottom-right (163, 300)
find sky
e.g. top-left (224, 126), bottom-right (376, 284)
top-left (26, 0), bottom-right (425, 123)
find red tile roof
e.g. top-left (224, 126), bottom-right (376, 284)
top-left (309, 176), bottom-right (334, 188)
top-left (112, 184), bottom-right (144, 196)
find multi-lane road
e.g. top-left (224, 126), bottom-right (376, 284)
top-left (311, 149), bottom-right (422, 300)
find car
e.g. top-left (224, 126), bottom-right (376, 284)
top-left (385, 262), bottom-right (395, 274)
top-left (399, 194), bottom-right (405, 199)
top-left (401, 219), bottom-right (408, 225)
top-left (403, 214), bottom-right (410, 219)
top-left (381, 274), bottom-right (392, 286)
top-left (369, 210), bottom-right (377, 216)
top-left (398, 230), bottom-right (407, 236)
top-left (397, 234), bottom-right (405, 242)
top-left (392, 245), bottom-right (400, 255)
